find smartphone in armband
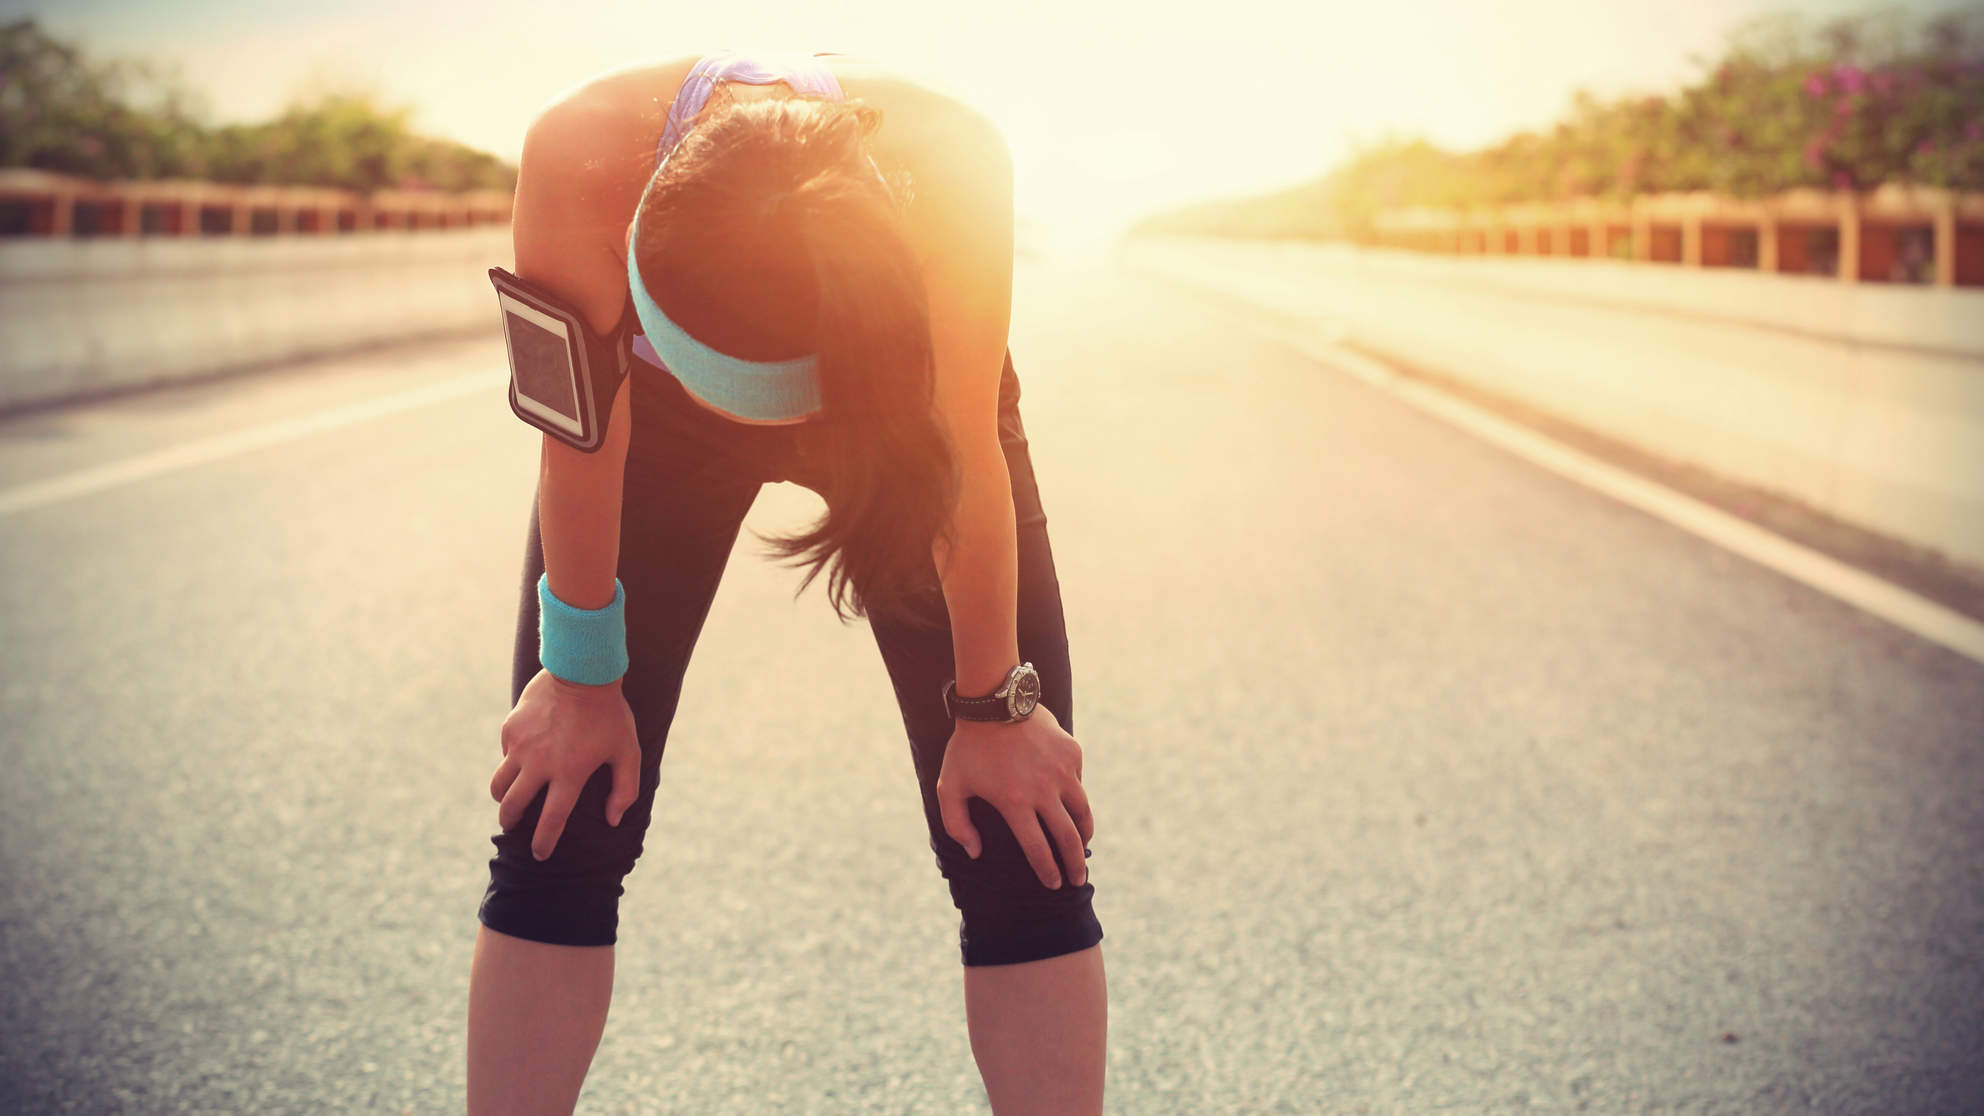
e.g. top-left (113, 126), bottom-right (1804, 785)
top-left (489, 266), bottom-right (630, 453)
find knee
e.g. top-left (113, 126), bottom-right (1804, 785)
top-left (478, 765), bottom-right (649, 948)
top-left (939, 799), bottom-right (1105, 968)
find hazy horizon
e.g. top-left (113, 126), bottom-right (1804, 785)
top-left (6, 0), bottom-right (1970, 238)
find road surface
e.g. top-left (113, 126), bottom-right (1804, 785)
top-left (2, 249), bottom-right (1980, 1113)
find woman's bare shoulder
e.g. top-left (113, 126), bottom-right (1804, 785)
top-left (527, 54), bottom-right (699, 170)
top-left (515, 56), bottom-right (706, 266)
top-left (835, 57), bottom-right (1004, 151)
top-left (841, 62), bottom-right (1010, 244)
top-left (540, 54), bottom-right (700, 122)
top-left (833, 58), bottom-right (1010, 225)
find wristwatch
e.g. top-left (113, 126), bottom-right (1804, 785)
top-left (942, 663), bottom-right (1042, 723)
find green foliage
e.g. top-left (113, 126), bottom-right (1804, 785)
top-left (1137, 5), bottom-right (1984, 238)
top-left (0, 18), bottom-right (516, 193)
top-left (0, 17), bottom-right (206, 179)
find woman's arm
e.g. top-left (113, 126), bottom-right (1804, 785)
top-left (932, 462), bottom-right (1023, 696)
top-left (908, 103), bottom-right (1024, 694)
top-left (514, 103), bottom-right (636, 622)
top-left (908, 100), bottom-right (1094, 889)
top-left (488, 104), bottom-right (645, 862)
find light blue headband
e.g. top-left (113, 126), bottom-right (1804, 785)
top-left (626, 207), bottom-right (823, 422)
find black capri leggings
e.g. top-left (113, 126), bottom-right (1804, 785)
top-left (478, 348), bottom-right (1104, 967)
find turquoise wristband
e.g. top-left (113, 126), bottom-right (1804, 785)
top-left (537, 573), bottom-right (629, 685)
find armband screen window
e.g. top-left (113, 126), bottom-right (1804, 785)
top-left (504, 307), bottom-right (580, 422)
top-left (494, 285), bottom-right (587, 442)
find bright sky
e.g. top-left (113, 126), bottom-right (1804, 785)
top-left (8, 0), bottom-right (1968, 241)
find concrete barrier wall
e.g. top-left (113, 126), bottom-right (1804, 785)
top-left (0, 228), bottom-right (513, 412)
top-left (1126, 235), bottom-right (1984, 569)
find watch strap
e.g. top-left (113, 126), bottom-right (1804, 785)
top-left (943, 678), bottom-right (1011, 720)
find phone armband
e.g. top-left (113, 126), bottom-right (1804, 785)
top-left (489, 266), bottom-right (631, 453)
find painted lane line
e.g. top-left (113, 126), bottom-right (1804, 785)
top-left (1268, 320), bottom-right (1984, 667)
top-left (0, 371), bottom-right (495, 518)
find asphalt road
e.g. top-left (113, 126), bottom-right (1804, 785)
top-left (2, 249), bottom-right (1980, 1115)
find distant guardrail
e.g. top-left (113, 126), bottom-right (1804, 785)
top-left (0, 168), bottom-right (513, 237)
top-left (1362, 185), bottom-right (1984, 289)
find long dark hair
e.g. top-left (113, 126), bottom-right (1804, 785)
top-left (629, 92), bottom-right (959, 629)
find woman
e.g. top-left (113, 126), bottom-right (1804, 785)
top-left (465, 50), bottom-right (1107, 1114)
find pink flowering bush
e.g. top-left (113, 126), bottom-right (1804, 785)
top-left (1140, 7), bottom-right (1984, 240)
top-left (1563, 8), bottom-right (1984, 198)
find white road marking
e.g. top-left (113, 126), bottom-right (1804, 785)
top-left (10, 301), bottom-right (1981, 668)
top-left (0, 371), bottom-right (495, 518)
top-left (1274, 320), bottom-right (1984, 666)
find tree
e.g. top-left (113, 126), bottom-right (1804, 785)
top-left (1140, 4), bottom-right (1984, 238)
top-left (0, 18), bottom-right (516, 192)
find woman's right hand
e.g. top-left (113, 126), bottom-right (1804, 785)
top-left (489, 667), bottom-right (642, 861)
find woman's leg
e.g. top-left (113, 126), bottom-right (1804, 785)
top-left (865, 351), bottom-right (1107, 1114)
top-left (963, 945), bottom-right (1107, 1116)
top-left (468, 378), bottom-right (770, 1115)
top-left (465, 924), bottom-right (616, 1116)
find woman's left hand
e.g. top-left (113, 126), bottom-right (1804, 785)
top-left (934, 703), bottom-right (1094, 889)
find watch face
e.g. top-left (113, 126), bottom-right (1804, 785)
top-left (1009, 665), bottom-right (1042, 718)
